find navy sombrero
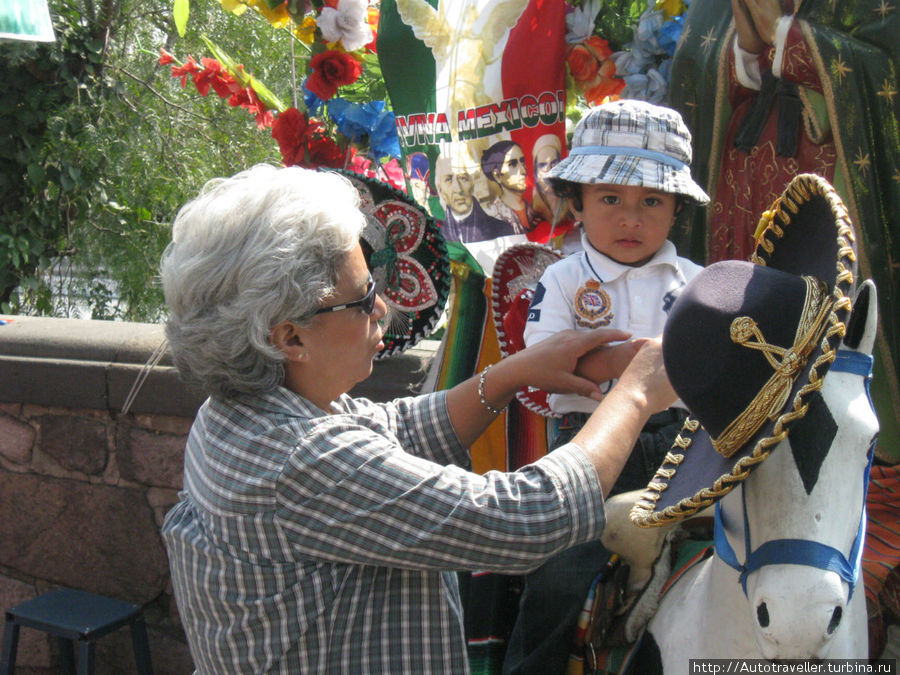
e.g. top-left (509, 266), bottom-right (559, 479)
top-left (631, 173), bottom-right (858, 527)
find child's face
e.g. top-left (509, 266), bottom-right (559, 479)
top-left (574, 183), bottom-right (678, 266)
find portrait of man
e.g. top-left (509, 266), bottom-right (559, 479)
top-left (531, 133), bottom-right (564, 225)
top-left (435, 155), bottom-right (518, 243)
top-left (480, 140), bottom-right (541, 234)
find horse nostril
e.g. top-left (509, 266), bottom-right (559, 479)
top-left (827, 606), bottom-right (842, 634)
top-left (757, 602), bottom-right (770, 628)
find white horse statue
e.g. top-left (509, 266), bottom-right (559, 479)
top-left (632, 280), bottom-right (879, 670)
top-left (595, 174), bottom-right (880, 673)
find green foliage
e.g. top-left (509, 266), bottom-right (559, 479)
top-left (1, 0), bottom-right (287, 320)
top-left (593, 0), bottom-right (647, 51)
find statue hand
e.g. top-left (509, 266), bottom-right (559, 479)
top-left (732, 0), bottom-right (766, 53)
top-left (743, 0), bottom-right (784, 46)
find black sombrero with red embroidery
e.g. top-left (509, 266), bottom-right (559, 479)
top-left (334, 170), bottom-right (451, 359)
top-left (491, 243), bottom-right (564, 416)
top-left (631, 173), bottom-right (858, 527)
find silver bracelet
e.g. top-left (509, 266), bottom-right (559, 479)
top-left (478, 364), bottom-right (504, 415)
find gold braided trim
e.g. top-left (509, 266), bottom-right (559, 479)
top-left (711, 276), bottom-right (833, 458)
top-left (631, 173), bottom-right (856, 529)
top-left (663, 450), bottom-right (685, 466)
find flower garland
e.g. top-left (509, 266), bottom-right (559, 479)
top-left (160, 0), bottom-right (688, 179)
top-left (565, 0), bottom-right (689, 108)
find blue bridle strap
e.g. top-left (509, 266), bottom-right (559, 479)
top-left (713, 349), bottom-right (875, 599)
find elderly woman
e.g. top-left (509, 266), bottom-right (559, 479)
top-left (160, 164), bottom-right (674, 674)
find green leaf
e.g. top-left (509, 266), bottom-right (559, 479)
top-left (26, 163), bottom-right (46, 185)
top-left (173, 0), bottom-right (190, 38)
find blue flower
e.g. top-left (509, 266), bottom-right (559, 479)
top-left (327, 98), bottom-right (401, 160)
top-left (369, 110), bottom-right (401, 160)
top-left (658, 16), bottom-right (685, 57)
top-left (329, 98), bottom-right (380, 142)
top-left (302, 78), bottom-right (324, 116)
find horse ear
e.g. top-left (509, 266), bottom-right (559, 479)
top-left (842, 279), bottom-right (877, 355)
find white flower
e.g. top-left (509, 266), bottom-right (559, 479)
top-left (620, 68), bottom-right (668, 103)
top-left (318, 0), bottom-right (373, 52)
top-left (565, 0), bottom-right (603, 44)
top-left (610, 49), bottom-right (653, 76)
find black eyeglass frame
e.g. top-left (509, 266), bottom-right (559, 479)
top-left (312, 276), bottom-right (377, 316)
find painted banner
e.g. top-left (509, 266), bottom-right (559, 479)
top-left (378, 0), bottom-right (570, 275)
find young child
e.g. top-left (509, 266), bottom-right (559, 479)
top-left (504, 100), bottom-right (709, 675)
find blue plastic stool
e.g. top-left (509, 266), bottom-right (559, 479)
top-left (0, 587), bottom-right (153, 675)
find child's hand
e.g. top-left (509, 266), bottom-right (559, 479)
top-left (575, 338), bottom-right (648, 388)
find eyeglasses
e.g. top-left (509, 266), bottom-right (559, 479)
top-left (313, 276), bottom-right (377, 316)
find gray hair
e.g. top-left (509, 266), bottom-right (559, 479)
top-left (160, 164), bottom-right (365, 398)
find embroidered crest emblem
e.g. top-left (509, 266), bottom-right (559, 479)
top-left (574, 280), bottom-right (613, 327)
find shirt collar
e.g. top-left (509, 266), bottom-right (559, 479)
top-left (230, 386), bottom-right (341, 419)
top-left (581, 231), bottom-right (680, 282)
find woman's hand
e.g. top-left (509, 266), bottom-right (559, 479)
top-left (615, 337), bottom-right (677, 414)
top-left (575, 338), bottom-right (648, 386)
top-left (506, 328), bottom-right (633, 400)
top-left (732, 0), bottom-right (766, 53)
top-left (571, 337), bottom-right (675, 495)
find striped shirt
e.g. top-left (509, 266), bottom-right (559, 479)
top-left (163, 386), bottom-right (606, 673)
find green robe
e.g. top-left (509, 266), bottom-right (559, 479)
top-left (668, 0), bottom-right (900, 459)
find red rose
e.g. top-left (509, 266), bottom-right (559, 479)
top-left (566, 44), bottom-right (599, 85)
top-left (306, 50), bottom-right (363, 101)
top-left (272, 108), bottom-right (311, 166)
top-left (583, 59), bottom-right (624, 105)
top-left (583, 36), bottom-right (613, 61)
top-left (306, 135), bottom-right (346, 168)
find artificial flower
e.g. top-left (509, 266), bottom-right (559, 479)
top-left (348, 152), bottom-right (405, 192)
top-left (632, 7), bottom-right (666, 56)
top-left (566, 36), bottom-right (613, 88)
top-left (657, 0), bottom-right (685, 19)
top-left (248, 0), bottom-right (291, 28)
top-left (620, 67), bottom-right (668, 104)
top-left (380, 158), bottom-right (405, 191)
top-left (306, 134), bottom-right (347, 168)
top-left (610, 47), bottom-right (656, 77)
top-left (306, 50), bottom-right (363, 100)
top-left (219, 0), bottom-right (249, 15)
top-left (368, 109), bottom-right (401, 161)
top-left (272, 107), bottom-right (312, 166)
top-left (657, 15), bottom-right (685, 57)
top-left (170, 56), bottom-right (201, 88)
top-left (582, 58), bottom-right (625, 105)
top-left (272, 108), bottom-right (346, 167)
top-left (158, 49), bottom-right (175, 65)
top-left (294, 15), bottom-right (317, 45)
top-left (564, 0), bottom-right (603, 44)
top-left (329, 98), bottom-right (380, 141)
top-left (365, 6), bottom-right (379, 52)
top-left (328, 99), bottom-right (401, 160)
top-left (566, 44), bottom-right (600, 85)
top-left (193, 58), bottom-right (234, 98)
top-left (302, 78), bottom-right (325, 116)
top-left (317, 0), bottom-right (373, 52)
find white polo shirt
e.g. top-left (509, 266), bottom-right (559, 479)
top-left (523, 232), bottom-right (702, 414)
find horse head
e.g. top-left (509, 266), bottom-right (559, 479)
top-left (719, 279), bottom-right (879, 659)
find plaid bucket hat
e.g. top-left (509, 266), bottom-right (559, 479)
top-left (546, 99), bottom-right (709, 205)
top-left (631, 173), bottom-right (857, 527)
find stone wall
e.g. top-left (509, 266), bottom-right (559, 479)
top-left (0, 316), bottom-right (436, 674)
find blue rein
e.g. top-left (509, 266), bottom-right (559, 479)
top-left (713, 349), bottom-right (875, 598)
